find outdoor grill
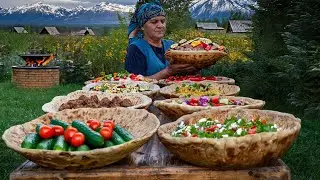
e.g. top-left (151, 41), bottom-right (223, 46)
top-left (11, 51), bottom-right (60, 88)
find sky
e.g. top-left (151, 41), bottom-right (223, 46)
top-left (0, 0), bottom-right (138, 8)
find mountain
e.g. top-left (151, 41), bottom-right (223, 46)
top-left (190, 0), bottom-right (257, 20)
top-left (0, 1), bottom-right (256, 26)
top-left (0, 2), bottom-right (134, 25)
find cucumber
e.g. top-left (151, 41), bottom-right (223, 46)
top-left (36, 139), bottom-right (55, 150)
top-left (68, 146), bottom-right (77, 152)
top-left (104, 140), bottom-right (115, 148)
top-left (111, 131), bottom-right (126, 145)
top-left (52, 136), bottom-right (68, 151)
top-left (76, 144), bottom-right (90, 151)
top-left (36, 124), bottom-right (44, 133)
top-left (21, 133), bottom-right (41, 149)
top-left (95, 127), bottom-right (102, 132)
top-left (51, 119), bottom-right (70, 130)
top-left (114, 124), bottom-right (134, 142)
top-left (72, 120), bottom-right (104, 148)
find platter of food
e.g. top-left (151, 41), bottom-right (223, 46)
top-left (157, 108), bottom-right (301, 168)
top-left (159, 82), bottom-right (240, 99)
top-left (2, 108), bottom-right (160, 170)
top-left (153, 96), bottom-right (265, 119)
top-left (165, 38), bottom-right (228, 69)
top-left (42, 90), bottom-right (152, 113)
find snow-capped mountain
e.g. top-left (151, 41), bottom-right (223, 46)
top-left (190, 0), bottom-right (256, 19)
top-left (0, 2), bottom-right (134, 25)
top-left (0, 1), bottom-right (256, 25)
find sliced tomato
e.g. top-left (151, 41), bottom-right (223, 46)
top-left (39, 125), bottom-right (55, 139)
top-left (89, 120), bottom-right (101, 130)
top-left (189, 98), bottom-right (198, 104)
top-left (248, 127), bottom-right (257, 134)
top-left (71, 132), bottom-right (85, 147)
top-left (205, 76), bottom-right (217, 81)
top-left (189, 77), bottom-right (203, 81)
top-left (52, 125), bottom-right (64, 136)
top-left (103, 120), bottom-right (115, 130)
top-left (100, 127), bottom-right (113, 140)
top-left (113, 77), bottom-right (120, 81)
top-left (206, 125), bottom-right (218, 132)
top-left (211, 96), bottom-right (220, 104)
top-left (192, 134), bottom-right (198, 137)
top-left (64, 127), bottom-right (78, 143)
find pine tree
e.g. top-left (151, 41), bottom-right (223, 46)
top-left (162, 0), bottom-right (194, 33)
top-left (282, 0), bottom-right (320, 117)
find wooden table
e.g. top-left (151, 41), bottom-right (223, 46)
top-left (10, 105), bottom-right (291, 180)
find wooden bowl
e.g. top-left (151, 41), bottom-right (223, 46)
top-left (153, 96), bottom-right (265, 120)
top-left (158, 76), bottom-right (236, 87)
top-left (84, 78), bottom-right (158, 85)
top-left (42, 90), bottom-right (152, 113)
top-left (165, 50), bottom-right (227, 69)
top-left (157, 108), bottom-right (301, 168)
top-left (2, 108), bottom-right (160, 170)
top-left (159, 82), bottom-right (240, 99)
top-left (83, 82), bottom-right (160, 99)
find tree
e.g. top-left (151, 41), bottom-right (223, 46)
top-left (162, 0), bottom-right (194, 33)
top-left (281, 0), bottom-right (320, 117)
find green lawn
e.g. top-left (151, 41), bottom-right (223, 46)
top-left (0, 81), bottom-right (319, 179)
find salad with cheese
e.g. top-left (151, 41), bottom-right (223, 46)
top-left (172, 116), bottom-right (278, 138)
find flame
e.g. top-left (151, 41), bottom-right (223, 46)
top-left (25, 54), bottom-right (55, 66)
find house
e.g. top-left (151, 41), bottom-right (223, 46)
top-left (227, 20), bottom-right (253, 33)
top-left (39, 27), bottom-right (60, 35)
top-left (196, 22), bottom-right (225, 33)
top-left (12, 27), bottom-right (28, 34)
top-left (73, 27), bottom-right (95, 36)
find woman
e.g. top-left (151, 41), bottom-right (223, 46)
top-left (125, 1), bottom-right (197, 80)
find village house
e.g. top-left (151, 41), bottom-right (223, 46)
top-left (72, 27), bottom-right (95, 36)
top-left (39, 27), bottom-right (60, 35)
top-left (227, 20), bottom-right (253, 33)
top-left (12, 27), bottom-right (28, 34)
top-left (195, 22), bottom-right (225, 33)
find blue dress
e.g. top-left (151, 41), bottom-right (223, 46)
top-left (125, 39), bottom-right (174, 76)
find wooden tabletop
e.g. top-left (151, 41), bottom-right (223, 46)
top-left (10, 105), bottom-right (291, 180)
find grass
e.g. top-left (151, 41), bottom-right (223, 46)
top-left (0, 81), bottom-right (319, 179)
top-left (0, 82), bottom-right (82, 179)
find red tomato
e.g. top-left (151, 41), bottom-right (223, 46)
top-left (189, 77), bottom-right (203, 81)
top-left (39, 125), bottom-right (55, 139)
top-left (211, 96), bottom-right (220, 104)
top-left (192, 134), bottom-right (198, 137)
top-left (205, 76), bottom-right (217, 81)
top-left (206, 125), bottom-right (218, 132)
top-left (71, 132), bottom-right (85, 147)
top-left (189, 98), bottom-right (198, 104)
top-left (87, 119), bottom-right (94, 124)
top-left (129, 74), bottom-right (137, 79)
top-left (100, 127), bottom-right (113, 140)
top-left (64, 127), bottom-right (78, 142)
top-left (52, 125), bottom-right (64, 136)
top-left (248, 127), bottom-right (257, 134)
top-left (103, 120), bottom-right (115, 130)
top-left (114, 77), bottom-right (120, 81)
top-left (89, 120), bottom-right (101, 130)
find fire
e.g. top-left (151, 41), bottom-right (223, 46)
top-left (25, 54), bottom-right (55, 67)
